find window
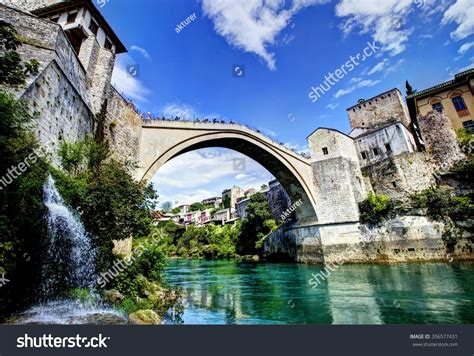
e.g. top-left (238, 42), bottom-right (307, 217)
top-left (385, 143), bottom-right (392, 153)
top-left (50, 15), bottom-right (60, 23)
top-left (322, 147), bottom-right (329, 155)
top-left (432, 102), bottom-right (444, 113)
top-left (372, 148), bottom-right (379, 156)
top-left (361, 151), bottom-right (368, 160)
top-left (104, 38), bottom-right (113, 50)
top-left (89, 20), bottom-right (99, 35)
top-left (452, 96), bottom-right (471, 118)
top-left (66, 12), bottom-right (77, 24)
top-left (463, 120), bottom-right (474, 132)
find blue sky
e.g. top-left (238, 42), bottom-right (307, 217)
top-left (100, 0), bottom-right (474, 207)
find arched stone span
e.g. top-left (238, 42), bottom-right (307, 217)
top-left (138, 120), bottom-right (318, 226)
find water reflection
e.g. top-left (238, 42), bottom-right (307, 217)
top-left (164, 260), bottom-right (474, 325)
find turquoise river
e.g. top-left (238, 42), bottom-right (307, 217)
top-left (164, 260), bottom-right (474, 324)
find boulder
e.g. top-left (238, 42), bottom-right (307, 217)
top-left (128, 310), bottom-right (161, 325)
top-left (103, 289), bottom-right (124, 304)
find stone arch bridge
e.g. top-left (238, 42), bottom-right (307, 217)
top-left (138, 120), bottom-right (318, 226)
top-left (135, 120), bottom-right (367, 263)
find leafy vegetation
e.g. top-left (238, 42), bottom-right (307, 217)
top-left (155, 193), bottom-right (279, 259)
top-left (410, 187), bottom-right (473, 242)
top-left (358, 193), bottom-right (397, 227)
top-left (237, 193), bottom-right (278, 256)
top-left (54, 138), bottom-right (157, 272)
top-left (0, 21), bottom-right (39, 86)
top-left (0, 22), bottom-right (48, 318)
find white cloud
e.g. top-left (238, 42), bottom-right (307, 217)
top-left (334, 79), bottom-right (380, 98)
top-left (161, 103), bottom-right (198, 119)
top-left (326, 103), bottom-right (339, 110)
top-left (442, 0), bottom-right (474, 41)
top-left (368, 58), bottom-right (389, 75)
top-left (152, 148), bottom-right (274, 205)
top-left (458, 41), bottom-right (474, 55)
top-left (130, 45), bottom-right (151, 60)
top-left (202, 0), bottom-right (329, 70)
top-left (283, 142), bottom-right (309, 154)
top-left (258, 127), bottom-right (278, 137)
top-left (335, 0), bottom-right (420, 56)
top-left (111, 55), bottom-right (151, 102)
top-left (349, 77), bottom-right (362, 84)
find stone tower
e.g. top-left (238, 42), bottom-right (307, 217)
top-left (347, 88), bottom-right (412, 130)
top-left (307, 128), bottom-right (368, 224)
top-left (3, 0), bottom-right (127, 114)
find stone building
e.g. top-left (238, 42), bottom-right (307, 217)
top-left (264, 179), bottom-right (291, 221)
top-left (201, 197), bottom-right (222, 208)
top-left (222, 186), bottom-right (245, 217)
top-left (407, 68), bottom-right (474, 132)
top-left (347, 89), bottom-right (412, 131)
top-left (1, 0), bottom-right (145, 167)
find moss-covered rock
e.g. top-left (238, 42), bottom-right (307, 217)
top-left (128, 309), bottom-right (161, 325)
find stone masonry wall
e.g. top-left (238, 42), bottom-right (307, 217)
top-left (362, 152), bottom-right (436, 201)
top-left (22, 61), bottom-right (95, 165)
top-left (1, 5), bottom-right (92, 110)
top-left (103, 88), bottom-right (143, 164)
top-left (2, 0), bottom-right (58, 12)
top-left (321, 216), bottom-right (472, 264)
top-left (417, 111), bottom-right (465, 168)
top-left (347, 89), bottom-right (412, 130)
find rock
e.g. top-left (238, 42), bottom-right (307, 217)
top-left (103, 289), bottom-right (124, 304)
top-left (128, 310), bottom-right (161, 325)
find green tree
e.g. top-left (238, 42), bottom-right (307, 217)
top-left (53, 140), bottom-right (157, 272)
top-left (236, 193), bottom-right (275, 256)
top-left (161, 201), bottom-right (172, 213)
top-left (189, 202), bottom-right (205, 212)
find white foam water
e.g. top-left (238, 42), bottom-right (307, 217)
top-left (10, 175), bottom-right (126, 324)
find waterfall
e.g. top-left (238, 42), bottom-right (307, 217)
top-left (8, 175), bottom-right (127, 324)
top-left (41, 175), bottom-right (96, 297)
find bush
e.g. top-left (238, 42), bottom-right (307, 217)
top-left (359, 193), bottom-right (396, 227)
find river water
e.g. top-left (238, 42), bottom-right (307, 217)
top-left (164, 259), bottom-right (474, 324)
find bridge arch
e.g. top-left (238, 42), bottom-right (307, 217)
top-left (138, 121), bottom-right (318, 225)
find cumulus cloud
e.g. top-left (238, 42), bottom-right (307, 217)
top-left (161, 103), bottom-right (198, 119)
top-left (201, 0), bottom-right (329, 70)
top-left (334, 79), bottom-right (380, 98)
top-left (335, 0), bottom-right (420, 56)
top-left (111, 55), bottom-right (151, 102)
top-left (442, 0), bottom-right (474, 41)
top-left (152, 148), bottom-right (274, 205)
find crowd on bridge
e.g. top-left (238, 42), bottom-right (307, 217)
top-left (124, 99), bottom-right (311, 159)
